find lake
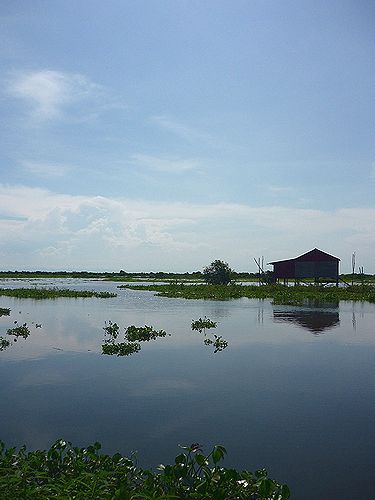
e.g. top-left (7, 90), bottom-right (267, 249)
top-left (1, 278), bottom-right (375, 499)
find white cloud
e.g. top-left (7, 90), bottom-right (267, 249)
top-left (7, 69), bottom-right (99, 119)
top-left (130, 153), bottom-right (200, 173)
top-left (150, 115), bottom-right (213, 143)
top-left (268, 185), bottom-right (294, 193)
top-left (0, 184), bottom-right (374, 272)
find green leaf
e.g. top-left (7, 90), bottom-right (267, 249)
top-left (212, 445), bottom-right (226, 464)
top-left (281, 483), bottom-right (291, 499)
top-left (195, 454), bottom-right (207, 466)
top-left (174, 453), bottom-right (186, 465)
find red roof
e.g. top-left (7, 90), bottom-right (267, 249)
top-left (269, 248), bottom-right (340, 265)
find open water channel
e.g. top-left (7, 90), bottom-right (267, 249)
top-left (0, 278), bottom-right (375, 499)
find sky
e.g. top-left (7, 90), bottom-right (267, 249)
top-left (0, 0), bottom-right (374, 272)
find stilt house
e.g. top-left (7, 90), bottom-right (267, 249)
top-left (269, 248), bottom-right (340, 285)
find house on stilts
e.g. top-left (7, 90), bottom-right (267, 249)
top-left (269, 248), bottom-right (340, 286)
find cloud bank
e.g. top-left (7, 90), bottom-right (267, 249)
top-left (0, 185), bottom-right (374, 272)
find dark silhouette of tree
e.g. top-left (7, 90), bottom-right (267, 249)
top-left (203, 260), bottom-right (233, 285)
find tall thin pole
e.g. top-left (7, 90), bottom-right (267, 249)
top-left (351, 252), bottom-right (356, 286)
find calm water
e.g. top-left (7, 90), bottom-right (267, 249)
top-left (1, 279), bottom-right (375, 499)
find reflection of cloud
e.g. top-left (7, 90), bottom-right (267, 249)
top-left (128, 377), bottom-right (196, 397)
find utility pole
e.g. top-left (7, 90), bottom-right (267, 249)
top-left (351, 252), bottom-right (356, 286)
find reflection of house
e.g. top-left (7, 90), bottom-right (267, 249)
top-left (269, 248), bottom-right (340, 285)
top-left (273, 302), bottom-right (340, 334)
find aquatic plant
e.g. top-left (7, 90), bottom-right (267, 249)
top-left (102, 322), bottom-right (169, 356)
top-left (123, 283), bottom-right (375, 304)
top-left (102, 341), bottom-right (141, 356)
top-left (126, 324), bottom-right (167, 342)
top-left (204, 334), bottom-right (229, 353)
top-left (0, 323), bottom-right (31, 352)
top-left (0, 288), bottom-right (116, 299)
top-left (0, 337), bottom-right (11, 351)
top-left (0, 439), bottom-right (290, 499)
top-left (191, 316), bottom-right (217, 333)
top-left (0, 308), bottom-right (10, 317)
top-left (6, 323), bottom-right (30, 339)
top-left (191, 316), bottom-right (228, 353)
top-left (103, 320), bottom-right (121, 340)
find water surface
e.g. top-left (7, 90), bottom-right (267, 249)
top-left (1, 279), bottom-right (374, 499)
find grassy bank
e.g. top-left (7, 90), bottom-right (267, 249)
top-left (0, 439), bottom-right (289, 499)
top-left (121, 283), bottom-right (375, 304)
top-left (0, 288), bottom-right (116, 299)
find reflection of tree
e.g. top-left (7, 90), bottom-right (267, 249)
top-left (273, 302), bottom-right (340, 334)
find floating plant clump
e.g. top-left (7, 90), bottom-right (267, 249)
top-left (204, 334), bottom-right (229, 353)
top-left (102, 321), bottom-right (169, 357)
top-left (191, 317), bottom-right (228, 353)
top-left (191, 316), bottom-right (217, 334)
top-left (0, 323), bottom-right (32, 352)
top-left (0, 288), bottom-right (116, 299)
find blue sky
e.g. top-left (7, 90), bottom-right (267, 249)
top-left (1, 0), bottom-right (374, 272)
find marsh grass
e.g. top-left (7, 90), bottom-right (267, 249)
top-left (0, 308), bottom-right (10, 316)
top-left (0, 288), bottom-right (116, 299)
top-left (0, 439), bottom-right (290, 499)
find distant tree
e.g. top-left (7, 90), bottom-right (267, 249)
top-left (203, 260), bottom-right (234, 285)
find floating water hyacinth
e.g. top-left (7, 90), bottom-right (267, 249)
top-left (102, 321), bottom-right (169, 357)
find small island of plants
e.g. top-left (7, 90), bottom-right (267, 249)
top-left (121, 283), bottom-right (375, 304)
top-left (0, 288), bottom-right (116, 299)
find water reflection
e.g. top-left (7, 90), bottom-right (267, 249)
top-left (273, 301), bottom-right (340, 334)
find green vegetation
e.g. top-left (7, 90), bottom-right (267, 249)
top-left (0, 323), bottom-right (31, 352)
top-left (0, 288), bottom-right (116, 299)
top-left (191, 317), bottom-right (228, 353)
top-left (0, 308), bottom-right (10, 316)
top-left (6, 323), bottom-right (30, 339)
top-left (0, 338), bottom-right (11, 351)
top-left (203, 260), bottom-right (234, 285)
top-left (102, 321), bottom-right (168, 357)
top-left (0, 439), bottom-right (290, 499)
top-left (204, 335), bottom-right (229, 353)
top-left (122, 283), bottom-right (375, 304)
top-left (191, 317), bottom-right (217, 333)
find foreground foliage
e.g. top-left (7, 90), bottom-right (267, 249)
top-left (0, 439), bottom-right (290, 499)
top-left (0, 287), bottom-right (116, 299)
top-left (122, 283), bottom-right (375, 304)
